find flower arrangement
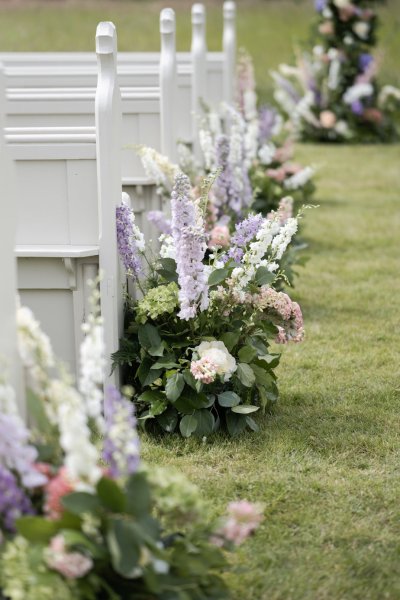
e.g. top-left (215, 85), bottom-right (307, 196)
top-left (272, 0), bottom-right (400, 143)
top-left (0, 294), bottom-right (263, 599)
top-left (113, 174), bottom-right (307, 438)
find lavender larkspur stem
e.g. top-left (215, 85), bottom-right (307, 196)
top-left (171, 173), bottom-right (209, 320)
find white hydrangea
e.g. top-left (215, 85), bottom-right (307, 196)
top-left (353, 21), bottom-right (369, 40)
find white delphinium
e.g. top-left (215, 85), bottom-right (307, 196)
top-left (258, 142), bottom-right (277, 166)
top-left (378, 85), bottom-right (400, 107)
top-left (343, 82), bottom-right (373, 105)
top-left (284, 166), bottom-right (315, 190)
top-left (208, 110), bottom-right (222, 139)
top-left (294, 92), bottom-right (321, 128)
top-left (16, 304), bottom-right (54, 397)
top-left (243, 89), bottom-right (258, 122)
top-left (138, 146), bottom-right (179, 191)
top-left (230, 216), bottom-right (282, 295)
top-left (199, 128), bottom-right (216, 171)
top-left (159, 234), bottom-right (176, 260)
top-left (270, 217), bottom-right (298, 260)
top-left (274, 88), bottom-right (297, 117)
top-left (79, 282), bottom-right (105, 435)
top-left (48, 377), bottom-right (101, 488)
top-left (244, 118), bottom-right (259, 167)
top-left (328, 51), bottom-right (341, 91)
top-left (225, 105), bottom-right (246, 192)
top-left (177, 142), bottom-right (198, 179)
top-left (0, 381), bottom-right (18, 415)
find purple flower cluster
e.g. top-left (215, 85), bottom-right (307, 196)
top-left (103, 386), bottom-right (140, 479)
top-left (314, 0), bottom-right (327, 12)
top-left (147, 210), bottom-right (172, 235)
top-left (258, 105), bottom-right (279, 144)
top-left (222, 213), bottom-right (264, 264)
top-left (0, 464), bottom-right (34, 532)
top-left (171, 173), bottom-right (209, 320)
top-left (116, 200), bottom-right (143, 280)
top-left (0, 413), bottom-right (46, 489)
top-left (351, 100), bottom-right (364, 115)
top-left (359, 53), bottom-right (373, 72)
top-left (213, 135), bottom-right (249, 216)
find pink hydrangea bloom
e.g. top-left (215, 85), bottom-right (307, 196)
top-left (44, 466), bottom-right (75, 519)
top-left (46, 534), bottom-right (93, 580)
top-left (212, 500), bottom-right (264, 547)
top-left (190, 356), bottom-right (218, 384)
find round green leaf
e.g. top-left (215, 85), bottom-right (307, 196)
top-left (179, 414), bottom-right (198, 437)
top-left (217, 391), bottom-right (241, 407)
top-left (231, 405), bottom-right (260, 414)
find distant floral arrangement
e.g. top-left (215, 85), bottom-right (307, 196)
top-left (0, 294), bottom-right (263, 600)
top-left (272, 0), bottom-right (400, 143)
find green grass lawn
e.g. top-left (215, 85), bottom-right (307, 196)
top-left (142, 143), bottom-right (400, 599)
top-left (1, 1), bottom-right (400, 597)
top-left (0, 0), bottom-right (399, 101)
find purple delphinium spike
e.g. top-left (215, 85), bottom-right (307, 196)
top-left (213, 135), bottom-right (249, 217)
top-left (0, 413), bottom-right (47, 489)
top-left (222, 213), bottom-right (264, 264)
top-left (116, 199), bottom-right (144, 279)
top-left (258, 105), bottom-right (279, 144)
top-left (0, 464), bottom-right (34, 532)
top-left (359, 53), bottom-right (373, 72)
top-left (315, 0), bottom-right (327, 12)
top-left (103, 386), bottom-right (140, 479)
top-left (171, 173), bottom-right (209, 320)
top-left (147, 210), bottom-right (172, 235)
top-left (351, 100), bottom-right (364, 115)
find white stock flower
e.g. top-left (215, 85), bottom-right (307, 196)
top-left (195, 341), bottom-right (237, 382)
top-left (284, 166), bottom-right (315, 190)
top-left (258, 142), bottom-right (277, 166)
top-left (270, 217), bottom-right (298, 260)
top-left (343, 83), bottom-right (373, 105)
top-left (243, 89), bottom-right (258, 121)
top-left (199, 128), bottom-right (216, 171)
top-left (48, 378), bottom-right (101, 488)
top-left (208, 111), bottom-right (222, 138)
top-left (159, 234), bottom-right (176, 260)
top-left (328, 58), bottom-right (341, 90)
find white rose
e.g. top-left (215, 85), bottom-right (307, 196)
top-left (353, 21), bottom-right (370, 40)
top-left (195, 341), bottom-right (237, 382)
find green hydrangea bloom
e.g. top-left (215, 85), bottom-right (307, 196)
top-left (136, 282), bottom-right (179, 324)
top-left (145, 465), bottom-right (204, 528)
top-left (0, 536), bottom-right (74, 600)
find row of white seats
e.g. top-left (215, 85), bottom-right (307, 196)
top-left (1, 3), bottom-right (237, 384)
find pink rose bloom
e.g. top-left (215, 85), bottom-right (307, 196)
top-left (284, 163), bottom-right (302, 176)
top-left (363, 108), bottom-right (383, 124)
top-left (339, 6), bottom-right (356, 21)
top-left (212, 500), bottom-right (264, 547)
top-left (274, 141), bottom-right (293, 164)
top-left (267, 167), bottom-right (286, 183)
top-left (319, 21), bottom-right (334, 36)
top-left (320, 110), bottom-right (337, 129)
top-left (208, 225), bottom-right (230, 249)
top-left (46, 534), bottom-right (93, 580)
top-left (44, 466), bottom-right (75, 519)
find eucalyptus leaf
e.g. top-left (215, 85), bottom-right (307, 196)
top-left (107, 518), bottom-right (141, 578)
top-left (217, 391), bottom-right (241, 407)
top-left (231, 405), bottom-right (260, 414)
top-left (236, 363), bottom-right (256, 387)
top-left (226, 411), bottom-right (247, 437)
top-left (165, 372), bottom-right (185, 402)
top-left (157, 406), bottom-right (178, 433)
top-left (255, 266), bottom-right (275, 286)
top-left (220, 331), bottom-right (241, 352)
top-left (238, 345), bottom-right (258, 364)
top-left (179, 414), bottom-right (198, 438)
top-left (208, 268), bottom-right (229, 286)
top-left (193, 409), bottom-right (215, 437)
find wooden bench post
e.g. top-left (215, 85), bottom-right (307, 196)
top-left (95, 22), bottom-right (123, 387)
top-left (0, 64), bottom-right (24, 416)
top-left (223, 1), bottom-right (236, 104)
top-left (160, 8), bottom-right (177, 163)
top-left (191, 3), bottom-right (207, 161)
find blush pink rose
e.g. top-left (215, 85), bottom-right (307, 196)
top-left (208, 225), bottom-right (230, 248)
top-left (319, 21), bottom-right (334, 36)
top-left (267, 167), bottom-right (286, 183)
top-left (320, 110), bottom-right (337, 128)
top-left (44, 466), bottom-right (75, 519)
top-left (46, 534), bottom-right (93, 580)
